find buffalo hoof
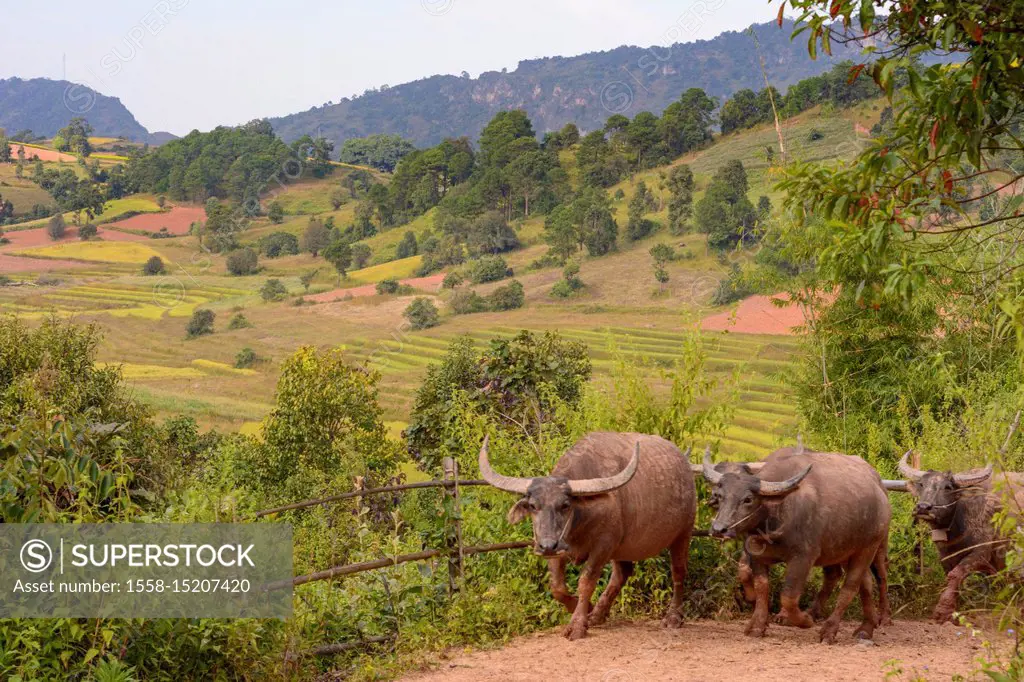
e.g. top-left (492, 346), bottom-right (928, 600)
top-left (744, 620), bottom-right (768, 638)
top-left (818, 621), bottom-right (840, 644)
top-left (587, 611), bottom-right (608, 628)
top-left (932, 609), bottom-right (954, 624)
top-left (775, 611), bottom-right (814, 628)
top-left (661, 611), bottom-right (684, 629)
top-left (852, 624), bottom-right (874, 641)
top-left (879, 614), bottom-right (893, 627)
top-left (563, 621), bottom-right (588, 641)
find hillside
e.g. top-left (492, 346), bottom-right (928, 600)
top-left (0, 77), bottom-right (172, 143)
top-left (268, 19), bottom-right (866, 148)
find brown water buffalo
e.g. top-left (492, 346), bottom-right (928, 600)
top-left (479, 432), bottom-right (697, 640)
top-left (703, 445), bottom-right (891, 643)
top-left (899, 451), bottom-right (1024, 622)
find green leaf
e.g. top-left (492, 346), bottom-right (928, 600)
top-left (858, 0), bottom-right (874, 35)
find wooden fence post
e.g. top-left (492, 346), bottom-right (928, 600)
top-left (442, 457), bottom-right (464, 594)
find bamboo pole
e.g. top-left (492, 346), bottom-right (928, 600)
top-left (254, 479), bottom-right (488, 518)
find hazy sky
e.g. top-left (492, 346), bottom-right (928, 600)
top-left (2, 1), bottom-right (782, 135)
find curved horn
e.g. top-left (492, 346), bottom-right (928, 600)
top-left (702, 445), bottom-right (723, 485)
top-left (757, 465), bottom-right (812, 496)
top-left (478, 435), bottom-right (532, 495)
top-left (567, 442), bottom-right (640, 496)
top-left (953, 462), bottom-right (993, 487)
top-left (898, 450), bottom-right (926, 482)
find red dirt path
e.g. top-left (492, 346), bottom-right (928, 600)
top-left (104, 205), bottom-right (204, 235)
top-left (307, 274), bottom-right (446, 303)
top-left (402, 619), bottom-right (997, 682)
top-left (7, 144), bottom-right (76, 163)
top-left (701, 294), bottom-right (809, 336)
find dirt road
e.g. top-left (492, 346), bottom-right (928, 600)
top-left (402, 619), bottom-right (996, 681)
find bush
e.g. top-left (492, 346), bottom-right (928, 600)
top-left (260, 278), bottom-right (288, 302)
top-left (710, 263), bottom-right (757, 306)
top-left (442, 271), bottom-right (464, 289)
top-left (228, 312), bottom-right (252, 329)
top-left (487, 280), bottom-right (525, 311)
top-left (467, 255), bottom-right (512, 284)
top-left (235, 347), bottom-right (258, 369)
top-left (376, 278), bottom-right (400, 295)
top-left (259, 231), bottom-right (299, 258)
top-left (186, 309), bottom-right (215, 338)
top-left (551, 261), bottom-right (584, 298)
top-left (47, 213), bottom-right (66, 240)
top-left (808, 128), bottom-right (825, 141)
top-left (267, 201), bottom-right (284, 224)
top-left (403, 297), bottom-right (441, 330)
top-left (78, 223), bottom-right (97, 240)
top-left (649, 243), bottom-right (676, 264)
top-left (142, 255), bottom-right (166, 276)
top-left (449, 288), bottom-right (487, 315)
top-left (226, 248), bottom-right (259, 276)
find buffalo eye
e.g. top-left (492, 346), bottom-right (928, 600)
top-left (559, 501), bottom-right (571, 512)
top-left (741, 494), bottom-right (754, 504)
top-left (528, 500), bottom-right (539, 512)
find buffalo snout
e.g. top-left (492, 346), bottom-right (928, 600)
top-left (710, 521), bottom-right (736, 539)
top-left (914, 502), bottom-right (934, 518)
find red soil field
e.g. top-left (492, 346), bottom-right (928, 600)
top-left (0, 224), bottom-right (151, 250)
top-left (701, 294), bottom-right (809, 336)
top-left (0, 253), bottom-right (88, 273)
top-left (307, 274), bottom-right (446, 303)
top-left (104, 205), bottom-right (205, 235)
top-left (7, 144), bottom-right (76, 163)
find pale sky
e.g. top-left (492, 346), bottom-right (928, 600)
top-left (1, 0), bottom-right (782, 135)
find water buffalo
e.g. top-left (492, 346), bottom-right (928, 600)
top-left (703, 445), bottom-right (891, 643)
top-left (898, 451), bottom-right (1024, 622)
top-left (479, 432), bottom-right (697, 640)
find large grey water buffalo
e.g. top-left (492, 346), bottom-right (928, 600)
top-left (702, 445), bottom-right (891, 643)
top-left (479, 431), bottom-right (697, 640)
top-left (899, 451), bottom-right (1024, 622)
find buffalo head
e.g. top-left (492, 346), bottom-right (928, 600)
top-left (478, 435), bottom-right (642, 557)
top-left (701, 446), bottom-right (811, 539)
top-left (898, 451), bottom-right (992, 527)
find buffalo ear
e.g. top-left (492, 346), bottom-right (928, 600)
top-left (507, 498), bottom-right (530, 525)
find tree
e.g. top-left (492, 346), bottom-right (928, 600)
top-left (487, 280), bottom-right (525, 311)
top-left (650, 243), bottom-right (675, 266)
top-left (0, 133), bottom-right (10, 163)
top-left (626, 181), bottom-right (659, 242)
top-left (78, 223), bottom-right (97, 240)
top-left (351, 243), bottom-right (372, 269)
top-left (403, 297), bottom-right (441, 330)
top-left (186, 309), bottom-right (215, 338)
top-left (659, 88), bottom-right (715, 156)
top-left (468, 255), bottom-right (512, 284)
top-left (395, 230), bottom-right (418, 259)
top-left (626, 111), bottom-right (662, 169)
top-left (302, 218), bottom-right (331, 257)
top-left (666, 165), bottom-right (695, 234)
top-left (478, 110), bottom-right (536, 169)
top-left (376, 278), bottom-right (399, 295)
top-left (291, 135), bottom-right (334, 178)
top-left (201, 198), bottom-right (245, 253)
top-left (226, 248), bottom-right (259, 276)
top-left (142, 256), bottom-right (165, 275)
top-left (330, 188), bottom-right (347, 210)
top-left (260, 278), bottom-right (288, 302)
top-left (467, 211), bottom-right (519, 255)
top-left (0, 193), bottom-right (13, 224)
top-left (47, 213), bottom-right (66, 240)
top-left (299, 268), bottom-right (319, 292)
top-left (653, 264), bottom-right (670, 290)
top-left (54, 118), bottom-right (93, 156)
top-left (338, 134), bottom-right (416, 172)
top-left (695, 160), bottom-right (757, 250)
top-left (259, 231), bottom-right (299, 258)
top-left (268, 201), bottom-right (284, 224)
top-left (322, 239), bottom-right (353, 283)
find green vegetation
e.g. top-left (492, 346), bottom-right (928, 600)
top-left (185, 309), bottom-right (215, 338)
top-left (403, 297), bottom-right (440, 330)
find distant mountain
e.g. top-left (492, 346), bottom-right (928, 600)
top-left (268, 20), bottom-right (871, 150)
top-left (0, 77), bottom-right (173, 144)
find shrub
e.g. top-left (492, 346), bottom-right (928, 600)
top-left (808, 128), bottom-right (825, 141)
top-left (351, 243), bottom-right (372, 269)
top-left (260, 278), bottom-right (288, 302)
top-left (235, 347), bottom-right (258, 369)
top-left (551, 261), bottom-right (584, 298)
top-left (142, 256), bottom-right (165, 276)
top-left (487, 280), bottom-right (525, 311)
top-left (299, 269), bottom-right (319, 292)
top-left (259, 231), bottom-right (299, 258)
top-left (78, 223), bottom-right (97, 240)
top-left (449, 288), bottom-right (487, 315)
top-left (228, 312), bottom-right (252, 329)
top-left (403, 297), bottom-right (440, 330)
top-left (550, 280), bottom-right (576, 299)
top-left (226, 248), bottom-right (259, 276)
top-left (47, 213), bottom-right (66, 240)
top-left (376, 278), bottom-right (400, 295)
top-left (156, 195), bottom-right (166, 208)
top-left (468, 255), bottom-right (512, 284)
top-left (36, 274), bottom-right (61, 286)
top-left (186, 309), bottom-right (215, 338)
top-left (710, 263), bottom-right (757, 306)
top-left (649, 243), bottom-right (676, 264)
top-left (267, 201), bottom-right (284, 224)
top-left (442, 271), bottom-right (464, 289)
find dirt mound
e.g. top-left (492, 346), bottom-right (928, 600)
top-left (701, 294), bottom-right (808, 336)
top-left (103, 205), bottom-right (204, 235)
top-left (402, 619), bottom-right (994, 682)
top-left (307, 274), bottom-right (446, 303)
top-left (7, 144), bottom-right (76, 163)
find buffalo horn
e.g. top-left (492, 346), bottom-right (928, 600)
top-left (567, 442), bottom-right (641, 496)
top-left (898, 450), bottom-right (926, 482)
top-left (701, 446), bottom-right (723, 485)
top-left (757, 465), bottom-right (812, 496)
top-left (953, 462), bottom-right (993, 486)
top-left (478, 435), bottom-right (532, 495)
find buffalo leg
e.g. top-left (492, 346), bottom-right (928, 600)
top-left (819, 544), bottom-right (876, 644)
top-left (851, 573), bottom-right (879, 640)
top-left (808, 565), bottom-right (843, 622)
top-left (663, 532), bottom-right (693, 628)
top-left (778, 556), bottom-right (815, 629)
top-left (744, 560), bottom-right (771, 637)
top-left (873, 547), bottom-right (892, 627)
top-left (548, 557), bottom-right (578, 614)
top-left (563, 557), bottom-right (607, 641)
top-left (737, 552), bottom-right (756, 603)
top-left (589, 561), bottom-right (634, 627)
top-left (933, 553), bottom-right (988, 623)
